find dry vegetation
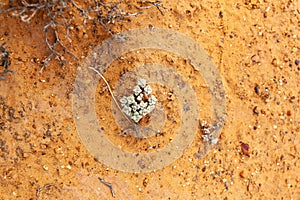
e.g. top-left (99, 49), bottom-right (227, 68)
top-left (0, 0), bottom-right (165, 72)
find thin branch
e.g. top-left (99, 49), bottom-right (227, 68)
top-left (98, 178), bottom-right (116, 198)
top-left (0, 0), bottom-right (166, 68)
top-left (88, 66), bottom-right (133, 124)
top-left (36, 183), bottom-right (62, 198)
top-left (139, 0), bottom-right (167, 15)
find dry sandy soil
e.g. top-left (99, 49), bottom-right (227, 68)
top-left (0, 0), bottom-right (299, 199)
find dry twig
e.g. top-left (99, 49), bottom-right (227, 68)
top-left (0, 0), bottom-right (148, 68)
top-left (36, 183), bottom-right (62, 198)
top-left (98, 177), bottom-right (116, 197)
top-left (138, 0), bottom-right (167, 15)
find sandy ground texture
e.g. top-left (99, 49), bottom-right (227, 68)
top-left (0, 0), bottom-right (299, 199)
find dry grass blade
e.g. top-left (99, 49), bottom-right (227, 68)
top-left (88, 66), bottom-right (132, 124)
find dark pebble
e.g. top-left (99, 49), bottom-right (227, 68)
top-left (219, 11), bottom-right (223, 18)
top-left (295, 60), bottom-right (299, 65)
top-left (241, 143), bottom-right (250, 156)
top-left (253, 106), bottom-right (259, 115)
top-left (254, 85), bottom-right (260, 94)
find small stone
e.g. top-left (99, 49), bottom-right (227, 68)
top-left (272, 58), bottom-right (280, 67)
top-left (148, 24), bottom-right (154, 30)
top-left (210, 138), bottom-right (218, 145)
top-left (295, 60), bottom-right (299, 65)
top-left (239, 171), bottom-right (246, 178)
top-left (253, 106), bottom-right (259, 115)
top-left (254, 85), bottom-right (260, 94)
top-left (218, 11), bottom-right (223, 18)
top-left (143, 178), bottom-right (149, 187)
top-left (23, 152), bottom-right (29, 158)
top-left (241, 142), bottom-right (250, 156)
top-left (251, 54), bottom-right (260, 63)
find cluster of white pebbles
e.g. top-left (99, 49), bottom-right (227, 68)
top-left (120, 78), bottom-right (157, 123)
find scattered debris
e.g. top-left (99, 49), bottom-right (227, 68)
top-left (200, 120), bottom-right (221, 145)
top-left (218, 11), bottom-right (223, 18)
top-left (0, 43), bottom-right (13, 80)
top-left (1, 1), bottom-right (78, 69)
top-left (239, 170), bottom-right (246, 178)
top-left (143, 177), bottom-right (149, 187)
top-left (240, 142), bottom-right (250, 156)
top-left (98, 177), bottom-right (115, 198)
top-left (0, 1), bottom-right (166, 69)
top-left (36, 183), bottom-right (62, 198)
top-left (253, 106), bottom-right (259, 115)
top-left (138, 0), bottom-right (167, 15)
